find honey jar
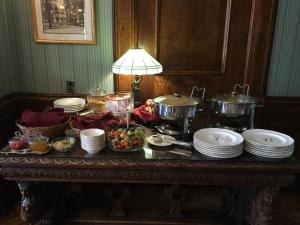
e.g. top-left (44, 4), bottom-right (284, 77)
top-left (28, 135), bottom-right (49, 153)
top-left (87, 87), bottom-right (107, 113)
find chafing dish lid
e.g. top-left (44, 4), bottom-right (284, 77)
top-left (211, 92), bottom-right (258, 104)
top-left (153, 93), bottom-right (200, 106)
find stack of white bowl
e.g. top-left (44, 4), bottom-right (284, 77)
top-left (54, 98), bottom-right (86, 113)
top-left (242, 129), bottom-right (294, 158)
top-left (80, 129), bottom-right (105, 154)
top-left (193, 128), bottom-right (244, 158)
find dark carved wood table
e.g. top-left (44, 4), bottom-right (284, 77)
top-left (0, 139), bottom-right (300, 225)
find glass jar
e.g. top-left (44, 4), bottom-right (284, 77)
top-left (28, 135), bottom-right (49, 153)
top-left (106, 91), bottom-right (134, 117)
top-left (87, 87), bottom-right (107, 113)
top-left (8, 131), bottom-right (28, 150)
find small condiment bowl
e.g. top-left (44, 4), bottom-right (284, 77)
top-left (51, 137), bottom-right (76, 152)
top-left (8, 131), bottom-right (28, 150)
top-left (28, 135), bottom-right (49, 153)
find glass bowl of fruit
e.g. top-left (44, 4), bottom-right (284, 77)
top-left (106, 125), bottom-right (145, 152)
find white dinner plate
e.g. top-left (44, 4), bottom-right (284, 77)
top-left (193, 138), bottom-right (243, 149)
top-left (245, 147), bottom-right (293, 158)
top-left (54, 98), bottom-right (86, 106)
top-left (242, 129), bottom-right (294, 147)
top-left (244, 142), bottom-right (294, 152)
top-left (195, 148), bottom-right (242, 156)
top-left (194, 128), bottom-right (244, 146)
top-left (196, 148), bottom-right (243, 158)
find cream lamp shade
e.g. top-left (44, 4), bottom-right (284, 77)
top-left (112, 48), bottom-right (163, 107)
top-left (112, 48), bottom-right (163, 75)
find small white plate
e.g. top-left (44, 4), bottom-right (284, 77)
top-left (147, 135), bottom-right (176, 147)
top-left (54, 98), bottom-right (86, 107)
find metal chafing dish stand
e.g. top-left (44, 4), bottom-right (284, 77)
top-left (153, 86), bottom-right (205, 137)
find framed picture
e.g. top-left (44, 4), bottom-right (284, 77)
top-left (31, 0), bottom-right (95, 44)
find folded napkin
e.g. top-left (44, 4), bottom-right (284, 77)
top-left (132, 104), bottom-right (160, 124)
top-left (20, 109), bottom-right (70, 127)
top-left (73, 112), bottom-right (119, 130)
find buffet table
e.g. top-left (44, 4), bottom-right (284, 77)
top-left (1, 137), bottom-right (300, 225)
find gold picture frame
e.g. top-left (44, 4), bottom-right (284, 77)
top-left (31, 0), bottom-right (95, 44)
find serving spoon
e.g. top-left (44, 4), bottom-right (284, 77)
top-left (152, 135), bottom-right (193, 148)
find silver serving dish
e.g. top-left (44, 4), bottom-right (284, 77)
top-left (153, 86), bottom-right (205, 135)
top-left (153, 86), bottom-right (205, 121)
top-left (209, 84), bottom-right (261, 116)
top-left (208, 84), bottom-right (263, 130)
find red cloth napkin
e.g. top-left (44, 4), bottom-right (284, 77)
top-left (132, 105), bottom-right (160, 123)
top-left (20, 109), bottom-right (69, 127)
top-left (73, 112), bottom-right (119, 130)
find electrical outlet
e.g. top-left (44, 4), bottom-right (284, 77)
top-left (66, 80), bottom-right (75, 94)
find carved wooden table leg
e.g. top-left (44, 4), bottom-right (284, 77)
top-left (164, 184), bottom-right (188, 218)
top-left (104, 184), bottom-right (131, 217)
top-left (17, 181), bottom-right (38, 225)
top-left (223, 187), bottom-right (279, 225)
top-left (247, 187), bottom-right (279, 225)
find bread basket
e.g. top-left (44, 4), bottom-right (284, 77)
top-left (16, 118), bottom-right (70, 138)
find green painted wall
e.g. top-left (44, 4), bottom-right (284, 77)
top-left (267, 0), bottom-right (300, 96)
top-left (0, 0), bottom-right (19, 97)
top-left (0, 0), bottom-right (113, 97)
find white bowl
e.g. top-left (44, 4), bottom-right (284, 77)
top-left (81, 140), bottom-right (105, 145)
top-left (81, 143), bottom-right (106, 149)
top-left (80, 136), bottom-right (105, 142)
top-left (80, 129), bottom-right (105, 138)
top-left (81, 146), bottom-right (104, 155)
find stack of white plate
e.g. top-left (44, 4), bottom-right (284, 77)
top-left (242, 129), bottom-right (294, 158)
top-left (54, 98), bottom-right (86, 113)
top-left (80, 129), bottom-right (105, 154)
top-left (193, 128), bottom-right (244, 158)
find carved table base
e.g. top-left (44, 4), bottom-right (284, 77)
top-left (164, 184), bottom-right (188, 218)
top-left (104, 184), bottom-right (131, 217)
top-left (17, 181), bottom-right (38, 225)
top-left (224, 186), bottom-right (279, 225)
top-left (17, 181), bottom-right (70, 225)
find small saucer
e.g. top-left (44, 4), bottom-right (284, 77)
top-left (147, 135), bottom-right (175, 147)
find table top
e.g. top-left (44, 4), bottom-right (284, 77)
top-left (1, 138), bottom-right (300, 173)
top-left (1, 131), bottom-right (299, 187)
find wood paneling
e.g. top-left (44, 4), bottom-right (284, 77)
top-left (158, 0), bottom-right (229, 75)
top-left (258, 97), bottom-right (300, 158)
top-left (114, 0), bottom-right (277, 103)
top-left (0, 93), bottom-right (85, 148)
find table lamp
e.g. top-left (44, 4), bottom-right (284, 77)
top-left (112, 48), bottom-right (163, 107)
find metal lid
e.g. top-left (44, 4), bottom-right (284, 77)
top-left (153, 93), bottom-right (200, 106)
top-left (212, 92), bottom-right (257, 104)
top-left (88, 87), bottom-right (106, 96)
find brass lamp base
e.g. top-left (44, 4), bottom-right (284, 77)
top-left (131, 75), bottom-right (143, 107)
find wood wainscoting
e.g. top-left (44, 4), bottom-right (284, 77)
top-left (259, 97), bottom-right (300, 159)
top-left (113, 0), bottom-right (277, 103)
top-left (0, 93), bottom-right (84, 148)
